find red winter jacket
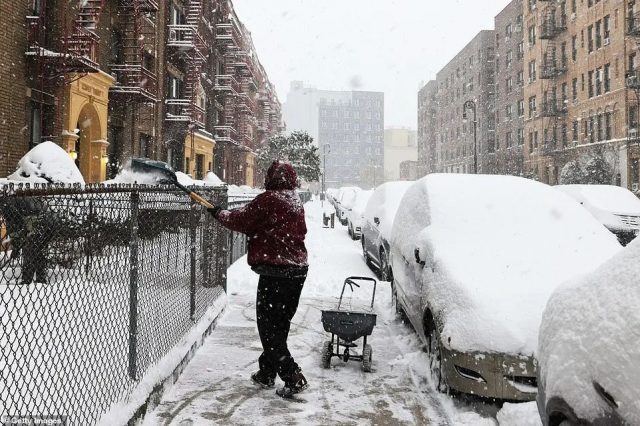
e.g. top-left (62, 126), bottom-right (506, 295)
top-left (215, 161), bottom-right (308, 270)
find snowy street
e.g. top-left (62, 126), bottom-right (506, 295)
top-left (143, 200), bottom-right (540, 426)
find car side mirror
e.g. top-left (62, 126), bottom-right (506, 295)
top-left (414, 248), bottom-right (426, 267)
top-left (374, 217), bottom-right (380, 225)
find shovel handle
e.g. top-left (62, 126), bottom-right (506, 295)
top-left (173, 181), bottom-right (215, 209)
top-left (190, 192), bottom-right (215, 209)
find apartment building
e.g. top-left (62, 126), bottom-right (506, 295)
top-left (384, 127), bottom-right (417, 181)
top-left (495, 0), bottom-right (526, 176)
top-left (0, 0), bottom-right (282, 185)
top-left (317, 91), bottom-right (385, 188)
top-left (417, 80), bottom-right (438, 176)
top-left (422, 30), bottom-right (496, 175)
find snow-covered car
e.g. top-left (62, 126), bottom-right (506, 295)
top-left (325, 188), bottom-right (338, 205)
top-left (537, 239), bottom-right (640, 425)
top-left (345, 190), bottom-right (373, 240)
top-left (556, 184), bottom-right (640, 246)
top-left (390, 174), bottom-right (621, 401)
top-left (335, 187), bottom-right (360, 226)
top-left (361, 181), bottom-right (413, 281)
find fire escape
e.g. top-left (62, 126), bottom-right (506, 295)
top-left (110, 0), bottom-right (159, 102)
top-left (26, 0), bottom-right (106, 141)
top-left (539, 3), bottom-right (567, 154)
top-left (166, 0), bottom-right (208, 128)
top-left (214, 6), bottom-right (242, 146)
top-left (626, 10), bottom-right (640, 145)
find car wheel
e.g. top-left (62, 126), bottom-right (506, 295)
top-left (426, 319), bottom-right (447, 393)
top-left (379, 248), bottom-right (390, 281)
top-left (349, 225), bottom-right (356, 240)
top-left (362, 238), bottom-right (371, 263)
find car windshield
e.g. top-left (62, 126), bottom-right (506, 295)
top-left (2, 1), bottom-right (639, 425)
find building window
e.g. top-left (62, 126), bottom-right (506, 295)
top-left (604, 63), bottom-right (611, 92)
top-left (528, 26), bottom-right (536, 46)
top-left (573, 120), bottom-right (579, 142)
top-left (588, 70), bottom-right (595, 97)
top-left (517, 41), bottom-right (525, 60)
top-left (605, 112), bottom-right (612, 140)
top-left (517, 71), bottom-right (524, 86)
top-left (506, 50), bottom-right (513, 68)
top-left (572, 78), bottom-right (578, 101)
top-left (588, 25), bottom-right (594, 52)
top-left (518, 99), bottom-right (525, 117)
top-left (529, 60), bottom-right (537, 82)
top-left (572, 35), bottom-right (577, 61)
top-left (506, 104), bottom-right (513, 119)
top-left (597, 114), bottom-right (604, 141)
top-left (517, 128), bottom-right (524, 145)
top-left (29, 103), bottom-right (42, 148)
top-left (529, 96), bottom-right (537, 118)
top-left (595, 20), bottom-right (602, 49)
top-left (595, 67), bottom-right (602, 96)
top-left (604, 15), bottom-right (610, 42)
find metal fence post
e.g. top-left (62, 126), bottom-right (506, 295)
top-left (214, 187), bottom-right (229, 292)
top-left (189, 202), bottom-right (197, 321)
top-left (128, 191), bottom-right (140, 380)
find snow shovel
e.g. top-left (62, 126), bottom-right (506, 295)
top-left (130, 158), bottom-right (215, 209)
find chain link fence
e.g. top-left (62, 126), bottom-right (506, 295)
top-left (0, 183), bottom-right (240, 425)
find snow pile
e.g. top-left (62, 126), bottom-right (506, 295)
top-left (364, 181), bottom-right (414, 240)
top-left (538, 238), bottom-right (640, 424)
top-left (497, 402), bottom-right (541, 425)
top-left (338, 186), bottom-right (360, 209)
top-left (203, 171), bottom-right (224, 186)
top-left (391, 174), bottom-right (621, 355)
top-left (556, 184), bottom-right (640, 231)
top-left (106, 164), bottom-right (225, 188)
top-left (7, 141), bottom-right (84, 184)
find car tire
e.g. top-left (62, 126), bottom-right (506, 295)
top-left (426, 319), bottom-right (447, 393)
top-left (379, 248), bottom-right (390, 281)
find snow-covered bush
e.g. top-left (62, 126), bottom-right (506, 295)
top-left (7, 141), bottom-right (84, 184)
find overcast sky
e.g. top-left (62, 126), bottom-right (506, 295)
top-left (233, 1), bottom-right (512, 130)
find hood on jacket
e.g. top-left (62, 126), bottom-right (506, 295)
top-left (265, 160), bottom-right (298, 190)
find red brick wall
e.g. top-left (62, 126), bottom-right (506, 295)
top-left (0, 1), bottom-right (30, 177)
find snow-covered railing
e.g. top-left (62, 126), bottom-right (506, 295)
top-left (0, 183), bottom-right (230, 425)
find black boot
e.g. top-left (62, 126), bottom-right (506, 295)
top-left (276, 371), bottom-right (308, 398)
top-left (251, 370), bottom-right (275, 389)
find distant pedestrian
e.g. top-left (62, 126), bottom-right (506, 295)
top-left (209, 160), bottom-right (309, 398)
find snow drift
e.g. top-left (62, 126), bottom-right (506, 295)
top-left (391, 174), bottom-right (621, 356)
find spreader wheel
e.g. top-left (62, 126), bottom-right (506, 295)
top-left (362, 344), bottom-right (373, 372)
top-left (321, 341), bottom-right (332, 369)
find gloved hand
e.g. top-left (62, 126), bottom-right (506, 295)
top-left (207, 206), bottom-right (222, 218)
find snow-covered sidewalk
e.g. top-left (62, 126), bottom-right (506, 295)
top-left (143, 200), bottom-right (540, 425)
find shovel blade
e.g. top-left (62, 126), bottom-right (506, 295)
top-left (130, 158), bottom-right (177, 182)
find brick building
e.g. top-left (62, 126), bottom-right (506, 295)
top-left (524, 0), bottom-right (636, 187)
top-left (317, 91), bottom-right (384, 189)
top-left (418, 0), bottom-right (640, 191)
top-left (420, 30), bottom-right (496, 175)
top-left (495, 0), bottom-right (526, 176)
top-left (0, 0), bottom-right (282, 185)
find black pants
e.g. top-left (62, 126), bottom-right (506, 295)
top-left (256, 274), bottom-right (305, 382)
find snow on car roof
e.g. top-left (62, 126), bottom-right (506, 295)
top-left (351, 190), bottom-right (373, 217)
top-left (539, 238), bottom-right (640, 423)
top-left (556, 184), bottom-right (640, 215)
top-left (364, 181), bottom-right (414, 241)
top-left (391, 174), bottom-right (621, 355)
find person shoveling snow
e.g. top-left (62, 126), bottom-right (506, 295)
top-left (209, 160), bottom-right (309, 398)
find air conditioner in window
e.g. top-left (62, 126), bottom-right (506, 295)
top-left (633, 183), bottom-right (639, 192)
top-left (629, 128), bottom-right (638, 139)
top-left (628, 75), bottom-right (639, 87)
top-left (514, 24), bottom-right (522, 33)
top-left (169, 28), bottom-right (177, 41)
top-left (604, 37), bottom-right (610, 46)
top-left (571, 12), bottom-right (577, 21)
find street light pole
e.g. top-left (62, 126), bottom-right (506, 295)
top-left (463, 100), bottom-right (478, 174)
top-left (322, 143), bottom-right (330, 207)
